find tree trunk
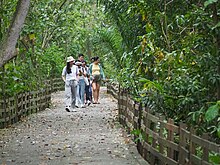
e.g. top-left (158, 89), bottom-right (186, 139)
top-left (0, 0), bottom-right (30, 67)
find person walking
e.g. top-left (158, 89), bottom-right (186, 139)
top-left (82, 61), bottom-right (91, 106)
top-left (89, 56), bottom-right (105, 104)
top-left (75, 53), bottom-right (87, 108)
top-left (62, 56), bottom-right (79, 112)
top-left (85, 73), bottom-right (92, 105)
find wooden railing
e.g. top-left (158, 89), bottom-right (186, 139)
top-left (107, 82), bottom-right (220, 165)
top-left (0, 78), bottom-right (64, 128)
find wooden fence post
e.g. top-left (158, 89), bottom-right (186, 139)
top-left (51, 78), bottom-right (54, 93)
top-left (167, 118), bottom-right (174, 159)
top-left (122, 89), bottom-right (126, 127)
top-left (2, 65), bottom-right (6, 128)
top-left (189, 127), bottom-right (196, 164)
top-left (137, 103), bottom-right (143, 155)
top-left (202, 134), bottom-right (209, 162)
top-left (125, 90), bottom-right (129, 132)
top-left (118, 84), bottom-right (122, 124)
top-left (159, 115), bottom-right (165, 155)
top-left (142, 106), bottom-right (149, 161)
top-left (15, 94), bottom-right (18, 123)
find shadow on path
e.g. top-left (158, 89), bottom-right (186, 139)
top-left (0, 87), bottom-right (148, 165)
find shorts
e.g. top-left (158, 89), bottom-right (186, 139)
top-left (93, 74), bottom-right (101, 84)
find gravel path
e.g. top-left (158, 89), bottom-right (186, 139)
top-left (0, 87), bottom-right (148, 165)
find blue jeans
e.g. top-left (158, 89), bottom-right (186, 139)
top-left (78, 78), bottom-right (85, 105)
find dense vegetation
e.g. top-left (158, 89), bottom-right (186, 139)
top-left (0, 0), bottom-right (219, 142)
top-left (0, 0), bottom-right (105, 96)
top-left (97, 0), bottom-right (220, 141)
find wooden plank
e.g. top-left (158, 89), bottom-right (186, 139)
top-left (158, 136), bottom-right (179, 151)
top-left (128, 97), bottom-right (134, 105)
top-left (141, 123), bottom-right (146, 132)
top-left (201, 160), bottom-right (212, 165)
top-left (0, 118), bottom-right (5, 122)
top-left (29, 91), bottom-right (38, 95)
top-left (202, 134), bottom-right (209, 162)
top-left (179, 146), bottom-right (189, 162)
top-left (190, 154), bottom-right (202, 165)
top-left (121, 95), bottom-right (127, 101)
top-left (8, 97), bottom-right (15, 102)
top-left (127, 110), bottom-right (134, 119)
top-left (134, 116), bottom-right (138, 124)
top-left (4, 106), bottom-right (14, 113)
top-left (179, 123), bottom-right (189, 165)
top-left (142, 110), bottom-right (148, 118)
top-left (191, 134), bottom-right (220, 153)
top-left (135, 103), bottom-right (140, 110)
top-left (144, 121), bottom-right (179, 151)
top-left (146, 113), bottom-right (160, 123)
top-left (159, 116), bottom-right (165, 155)
top-left (145, 127), bottom-right (159, 141)
top-left (160, 121), bottom-right (179, 133)
top-left (121, 105), bottom-right (127, 110)
top-left (143, 141), bottom-right (178, 165)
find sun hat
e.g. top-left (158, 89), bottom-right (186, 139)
top-left (67, 56), bottom-right (75, 62)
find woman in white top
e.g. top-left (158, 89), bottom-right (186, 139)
top-left (62, 56), bottom-right (79, 112)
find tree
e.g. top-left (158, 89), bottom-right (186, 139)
top-left (0, 0), bottom-right (30, 67)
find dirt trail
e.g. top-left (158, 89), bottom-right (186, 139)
top-left (0, 87), bottom-right (148, 165)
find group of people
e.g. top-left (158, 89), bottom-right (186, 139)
top-left (61, 53), bottom-right (105, 112)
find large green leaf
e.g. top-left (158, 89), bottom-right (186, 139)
top-left (217, 126), bottom-right (220, 138)
top-left (212, 21), bottom-right (220, 30)
top-left (204, 0), bottom-right (218, 8)
top-left (205, 104), bottom-right (219, 122)
top-left (209, 155), bottom-right (220, 165)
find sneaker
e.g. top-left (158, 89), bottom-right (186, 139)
top-left (71, 108), bottom-right (77, 112)
top-left (65, 107), bottom-right (70, 112)
top-left (81, 104), bottom-right (86, 108)
top-left (75, 104), bottom-right (79, 108)
top-left (87, 100), bottom-right (91, 106)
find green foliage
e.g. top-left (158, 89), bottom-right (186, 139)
top-left (205, 102), bottom-right (220, 122)
top-left (98, 0), bottom-right (220, 141)
top-left (204, 0), bottom-right (218, 8)
top-left (91, 26), bottom-right (125, 79)
top-left (188, 101), bottom-right (220, 140)
top-left (1, 0), bottom-right (219, 145)
top-left (210, 154), bottom-right (220, 165)
top-left (0, 0), bottom-right (18, 40)
top-left (1, 0), bottom-right (106, 96)
top-left (131, 129), bottom-right (146, 142)
top-left (205, 101), bottom-right (220, 138)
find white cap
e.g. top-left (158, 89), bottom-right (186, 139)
top-left (66, 56), bottom-right (75, 62)
top-left (75, 61), bottom-right (82, 65)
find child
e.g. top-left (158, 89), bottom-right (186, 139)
top-left (85, 74), bottom-right (92, 106)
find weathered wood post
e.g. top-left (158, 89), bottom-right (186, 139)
top-left (167, 118), bottom-right (175, 159)
top-left (1, 65), bottom-right (6, 128)
top-left (202, 134), bottom-right (209, 162)
top-left (136, 101), bottom-right (142, 157)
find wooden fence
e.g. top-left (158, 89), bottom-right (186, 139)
top-left (0, 78), bottom-right (64, 128)
top-left (107, 82), bottom-right (220, 165)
